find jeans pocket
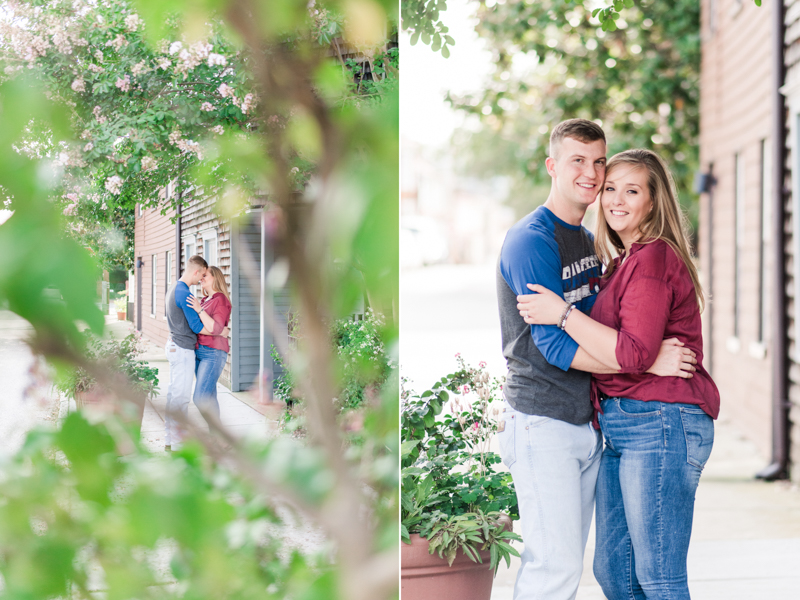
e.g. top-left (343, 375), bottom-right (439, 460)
top-left (680, 407), bottom-right (714, 470)
top-left (498, 411), bottom-right (517, 469)
top-left (617, 398), bottom-right (661, 417)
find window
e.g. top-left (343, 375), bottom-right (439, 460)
top-left (201, 228), bottom-right (218, 268)
top-left (731, 152), bottom-right (745, 349)
top-left (151, 255), bottom-right (158, 317)
top-left (165, 250), bottom-right (173, 317)
top-left (755, 139), bottom-right (771, 354)
top-left (183, 235), bottom-right (197, 296)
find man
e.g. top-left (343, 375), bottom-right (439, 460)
top-left (496, 119), bottom-right (695, 599)
top-left (164, 254), bottom-right (225, 450)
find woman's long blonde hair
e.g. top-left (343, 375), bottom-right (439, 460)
top-left (595, 149), bottom-right (705, 311)
top-left (203, 265), bottom-right (231, 304)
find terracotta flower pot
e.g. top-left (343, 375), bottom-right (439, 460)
top-left (401, 533), bottom-right (494, 600)
top-left (117, 310), bottom-right (126, 321)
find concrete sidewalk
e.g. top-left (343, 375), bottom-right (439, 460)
top-left (489, 415), bottom-right (800, 599)
top-left (100, 316), bottom-right (282, 452)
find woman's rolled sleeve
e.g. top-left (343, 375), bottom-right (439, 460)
top-left (615, 275), bottom-right (672, 373)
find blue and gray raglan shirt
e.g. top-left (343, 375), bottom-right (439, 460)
top-left (497, 206), bottom-right (601, 425)
top-left (165, 281), bottom-right (204, 350)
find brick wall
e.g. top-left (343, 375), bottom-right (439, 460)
top-left (699, 0), bottom-right (773, 455)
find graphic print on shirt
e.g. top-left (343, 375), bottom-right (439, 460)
top-left (553, 224), bottom-right (601, 305)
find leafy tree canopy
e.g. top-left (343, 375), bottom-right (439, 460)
top-left (1, 0), bottom-right (397, 270)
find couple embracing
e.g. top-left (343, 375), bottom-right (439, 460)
top-left (164, 254), bottom-right (232, 451)
top-left (497, 119), bottom-right (720, 600)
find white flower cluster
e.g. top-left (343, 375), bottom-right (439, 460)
top-left (157, 58), bottom-right (171, 70)
top-left (124, 14), bottom-right (142, 32)
top-left (71, 78), bottom-right (85, 92)
top-left (94, 50), bottom-right (104, 62)
top-left (131, 60), bottom-right (148, 76)
top-left (200, 102), bottom-right (215, 112)
top-left (210, 125), bottom-right (224, 135)
top-left (105, 34), bottom-right (128, 51)
top-left (168, 130), bottom-right (203, 158)
top-left (83, 142), bottom-right (93, 152)
top-left (207, 53), bottom-right (227, 67)
top-left (105, 175), bottom-right (123, 195)
top-left (141, 156), bottom-right (158, 171)
top-left (115, 75), bottom-right (131, 92)
top-left (174, 41), bottom-right (213, 78)
top-left (87, 63), bottom-right (104, 73)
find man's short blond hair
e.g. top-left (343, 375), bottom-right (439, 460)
top-left (186, 255), bottom-right (208, 272)
top-left (549, 118), bottom-right (606, 159)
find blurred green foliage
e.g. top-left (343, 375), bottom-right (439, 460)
top-left (0, 412), bottom-right (339, 599)
top-left (0, 0), bottom-right (399, 598)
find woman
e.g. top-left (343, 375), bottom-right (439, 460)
top-left (188, 265), bottom-right (232, 424)
top-left (517, 149), bottom-right (719, 600)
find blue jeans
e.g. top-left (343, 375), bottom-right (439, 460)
top-left (497, 402), bottom-right (603, 600)
top-left (193, 345), bottom-right (227, 423)
top-left (594, 398), bottom-right (715, 600)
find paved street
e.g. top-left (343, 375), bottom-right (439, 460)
top-left (401, 263), bottom-right (800, 599)
top-left (0, 311), bottom-right (60, 458)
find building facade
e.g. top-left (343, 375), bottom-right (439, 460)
top-left (699, 0), bottom-right (798, 480)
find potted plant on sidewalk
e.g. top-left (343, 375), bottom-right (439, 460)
top-left (113, 296), bottom-right (127, 321)
top-left (54, 331), bottom-right (158, 432)
top-left (401, 356), bottom-right (521, 600)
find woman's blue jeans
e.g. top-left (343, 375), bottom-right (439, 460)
top-left (594, 398), bottom-right (715, 600)
top-left (193, 345), bottom-right (227, 423)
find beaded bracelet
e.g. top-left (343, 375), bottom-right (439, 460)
top-left (559, 303), bottom-right (575, 330)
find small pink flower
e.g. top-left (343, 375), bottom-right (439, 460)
top-left (479, 361), bottom-right (487, 368)
top-left (461, 385), bottom-right (469, 394)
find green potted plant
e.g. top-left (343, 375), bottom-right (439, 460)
top-left (113, 296), bottom-right (127, 320)
top-left (401, 355), bottom-right (521, 600)
top-left (54, 331), bottom-right (159, 432)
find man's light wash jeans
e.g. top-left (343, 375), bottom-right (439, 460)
top-left (498, 401), bottom-right (603, 600)
top-left (165, 339), bottom-right (195, 446)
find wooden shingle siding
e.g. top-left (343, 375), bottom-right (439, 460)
top-left (699, 0), bottom-right (773, 455)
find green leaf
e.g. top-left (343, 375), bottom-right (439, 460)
top-left (441, 45), bottom-right (451, 59)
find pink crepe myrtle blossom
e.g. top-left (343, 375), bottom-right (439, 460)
top-left (240, 93), bottom-right (256, 114)
top-left (141, 156), bottom-right (157, 171)
top-left (479, 361), bottom-right (487, 368)
top-left (62, 203), bottom-right (78, 216)
top-left (71, 78), bottom-right (85, 92)
top-left (210, 125), bottom-right (224, 135)
top-left (168, 41), bottom-right (183, 55)
top-left (115, 75), bottom-right (131, 92)
top-left (218, 83), bottom-right (235, 98)
top-left (200, 102), bottom-right (215, 112)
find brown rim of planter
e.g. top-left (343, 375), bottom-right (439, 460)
top-left (401, 533), bottom-right (494, 600)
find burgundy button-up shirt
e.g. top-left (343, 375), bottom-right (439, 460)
top-left (590, 239), bottom-right (719, 419)
top-left (196, 293), bottom-right (231, 354)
